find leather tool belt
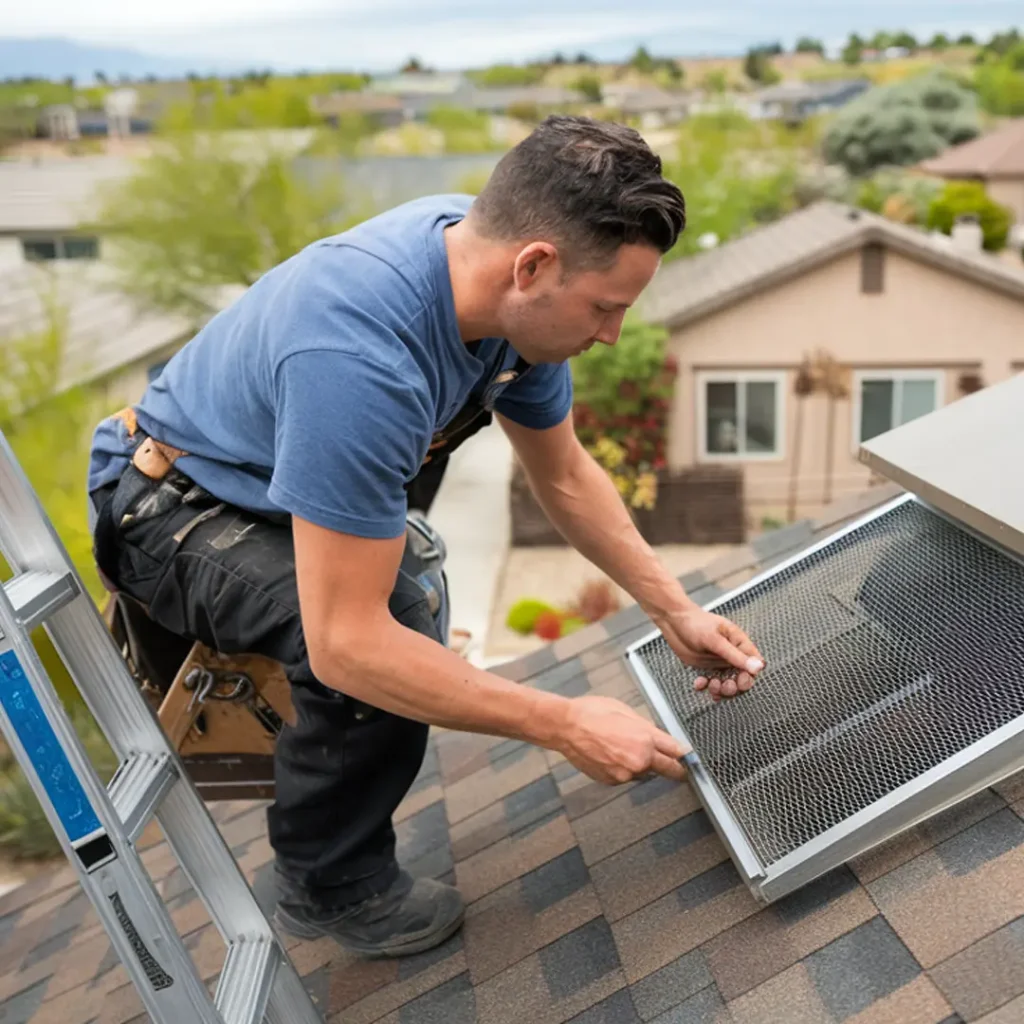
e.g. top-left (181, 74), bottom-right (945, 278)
top-left (114, 407), bottom-right (189, 481)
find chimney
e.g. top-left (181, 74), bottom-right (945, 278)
top-left (951, 214), bottom-right (984, 253)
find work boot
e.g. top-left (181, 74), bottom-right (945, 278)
top-left (273, 869), bottom-right (465, 958)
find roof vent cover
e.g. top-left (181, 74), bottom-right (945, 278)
top-left (627, 496), bottom-right (1024, 900)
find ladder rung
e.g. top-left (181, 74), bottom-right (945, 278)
top-left (109, 752), bottom-right (178, 842)
top-left (215, 937), bottom-right (278, 1024)
top-left (3, 570), bottom-right (79, 632)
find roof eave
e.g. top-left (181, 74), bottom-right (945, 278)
top-left (652, 222), bottom-right (1024, 333)
top-left (654, 229), bottom-right (869, 332)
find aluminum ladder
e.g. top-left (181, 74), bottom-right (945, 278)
top-left (0, 430), bottom-right (324, 1024)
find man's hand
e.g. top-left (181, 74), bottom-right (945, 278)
top-left (656, 607), bottom-right (764, 701)
top-left (555, 695), bottom-right (690, 784)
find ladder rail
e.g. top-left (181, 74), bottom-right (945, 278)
top-left (0, 593), bottom-right (223, 1023)
top-left (0, 429), bottom-right (325, 1024)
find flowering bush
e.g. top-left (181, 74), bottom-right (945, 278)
top-left (571, 318), bottom-right (676, 510)
top-left (506, 580), bottom-right (621, 640)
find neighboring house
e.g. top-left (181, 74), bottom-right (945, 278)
top-left (37, 91), bottom-right (157, 141)
top-left (0, 156), bottom-right (134, 269)
top-left (297, 152), bottom-right (504, 213)
top-left (918, 118), bottom-right (1024, 227)
top-left (466, 86), bottom-right (586, 116)
top-left (605, 88), bottom-right (690, 130)
top-left (639, 201), bottom-right (1024, 527)
top-left (749, 78), bottom-right (870, 122)
top-left (0, 260), bottom-right (195, 403)
top-left (310, 91), bottom-right (407, 129)
top-left (367, 71), bottom-right (475, 119)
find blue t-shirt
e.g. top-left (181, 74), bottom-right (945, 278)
top-left (87, 194), bottom-right (573, 539)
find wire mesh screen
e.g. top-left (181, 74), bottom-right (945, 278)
top-left (631, 499), bottom-right (1024, 868)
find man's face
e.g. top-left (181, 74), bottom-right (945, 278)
top-left (500, 242), bottom-right (661, 364)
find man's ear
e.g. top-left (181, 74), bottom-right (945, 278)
top-left (513, 242), bottom-right (559, 291)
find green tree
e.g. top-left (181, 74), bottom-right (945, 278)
top-left (701, 69), bottom-right (728, 94)
top-left (476, 64), bottom-right (544, 87)
top-left (822, 69), bottom-right (980, 176)
top-left (869, 31), bottom-right (894, 51)
top-left (426, 105), bottom-right (497, 153)
top-left (957, 33), bottom-right (976, 46)
top-left (744, 47), bottom-right (781, 84)
top-left (892, 31), bottom-right (919, 52)
top-left (90, 127), bottom-right (355, 320)
top-left (842, 34), bottom-right (865, 65)
top-left (974, 57), bottom-right (1024, 115)
top-left (926, 181), bottom-right (1013, 251)
top-left (570, 73), bottom-right (603, 103)
top-left (662, 111), bottom-right (802, 260)
top-left (795, 37), bottom-right (825, 55)
top-left (927, 32), bottom-right (951, 51)
top-left (984, 29), bottom-right (1021, 57)
top-left (630, 46), bottom-right (656, 75)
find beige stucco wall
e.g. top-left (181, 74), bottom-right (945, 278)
top-left (988, 178), bottom-right (1024, 225)
top-left (664, 247), bottom-right (1024, 528)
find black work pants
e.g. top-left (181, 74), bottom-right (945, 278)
top-left (91, 464), bottom-right (436, 908)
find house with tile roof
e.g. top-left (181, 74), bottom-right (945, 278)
top-left (918, 118), bottom-right (1024, 227)
top-left (638, 201), bottom-right (1024, 530)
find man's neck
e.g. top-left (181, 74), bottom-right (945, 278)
top-left (444, 219), bottom-right (507, 343)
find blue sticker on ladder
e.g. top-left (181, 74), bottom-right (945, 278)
top-left (0, 649), bottom-right (103, 844)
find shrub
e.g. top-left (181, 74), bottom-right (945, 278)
top-left (571, 318), bottom-right (676, 510)
top-left (822, 69), bottom-right (980, 175)
top-left (853, 167), bottom-right (943, 223)
top-left (926, 181), bottom-right (1013, 250)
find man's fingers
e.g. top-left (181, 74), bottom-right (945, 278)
top-left (648, 751), bottom-right (687, 781)
top-left (694, 676), bottom-right (709, 691)
top-left (721, 677), bottom-right (737, 698)
top-left (723, 623), bottom-right (765, 670)
top-left (736, 671), bottom-right (755, 692)
top-left (707, 628), bottom-right (764, 676)
top-left (709, 677), bottom-right (722, 697)
top-left (652, 728), bottom-right (689, 760)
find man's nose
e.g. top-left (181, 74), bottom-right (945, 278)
top-left (594, 310), bottom-right (626, 346)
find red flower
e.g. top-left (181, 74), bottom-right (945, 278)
top-left (534, 610), bottom-right (563, 641)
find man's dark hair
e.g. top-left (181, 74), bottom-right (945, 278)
top-left (469, 115), bottom-right (686, 269)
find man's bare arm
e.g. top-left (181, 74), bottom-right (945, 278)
top-left (499, 412), bottom-right (764, 695)
top-left (291, 515), bottom-right (688, 784)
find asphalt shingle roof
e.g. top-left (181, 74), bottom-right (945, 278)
top-left (0, 261), bottom-right (194, 390)
top-left (7, 478), bottom-right (1024, 1022)
top-left (919, 118), bottom-right (1024, 179)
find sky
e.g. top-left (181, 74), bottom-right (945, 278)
top-left (3, 0), bottom-right (1021, 72)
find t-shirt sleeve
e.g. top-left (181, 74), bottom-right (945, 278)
top-left (493, 361), bottom-right (574, 430)
top-left (268, 348), bottom-right (432, 539)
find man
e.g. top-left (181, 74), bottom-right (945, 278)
top-left (87, 115), bottom-right (763, 960)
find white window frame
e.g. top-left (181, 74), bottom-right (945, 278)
top-left (697, 371), bottom-right (786, 462)
top-left (851, 370), bottom-right (945, 451)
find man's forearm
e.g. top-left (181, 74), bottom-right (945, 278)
top-left (522, 443), bottom-right (696, 621)
top-left (314, 615), bottom-right (572, 747)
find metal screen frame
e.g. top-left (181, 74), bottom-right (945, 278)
top-left (624, 492), bottom-right (1024, 903)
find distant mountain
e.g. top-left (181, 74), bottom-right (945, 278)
top-left (0, 37), bottom-right (232, 81)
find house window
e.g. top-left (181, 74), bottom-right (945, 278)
top-left (856, 372), bottom-right (941, 443)
top-left (699, 372), bottom-right (785, 459)
top-left (22, 239), bottom-right (58, 261)
top-left (22, 235), bottom-right (99, 261)
top-left (861, 243), bottom-right (885, 293)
